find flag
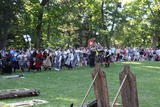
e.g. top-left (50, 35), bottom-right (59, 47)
top-left (88, 40), bottom-right (95, 46)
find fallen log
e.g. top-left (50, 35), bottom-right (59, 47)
top-left (2, 74), bottom-right (24, 79)
top-left (0, 89), bottom-right (40, 99)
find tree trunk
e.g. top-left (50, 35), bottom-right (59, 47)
top-left (67, 31), bottom-right (71, 48)
top-left (108, 5), bottom-right (118, 47)
top-left (0, 35), bottom-right (8, 49)
top-left (152, 32), bottom-right (157, 48)
top-left (85, 29), bottom-right (91, 47)
top-left (101, 1), bottom-right (111, 48)
top-left (106, 36), bottom-right (110, 48)
top-left (35, 0), bottom-right (50, 49)
top-left (101, 1), bottom-right (105, 29)
top-left (0, 28), bottom-right (8, 49)
top-left (47, 21), bottom-right (51, 41)
top-left (47, 2), bottom-right (51, 42)
top-left (35, 7), bottom-right (44, 49)
top-left (157, 36), bottom-right (160, 48)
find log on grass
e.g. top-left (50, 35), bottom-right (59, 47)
top-left (7, 99), bottom-right (48, 107)
top-left (0, 89), bottom-right (40, 99)
top-left (2, 74), bottom-right (24, 79)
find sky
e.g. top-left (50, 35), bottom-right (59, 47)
top-left (121, 0), bottom-right (136, 4)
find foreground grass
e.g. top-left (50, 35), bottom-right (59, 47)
top-left (0, 61), bottom-right (160, 107)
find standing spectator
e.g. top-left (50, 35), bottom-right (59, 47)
top-left (10, 49), bottom-right (18, 72)
top-left (104, 50), bottom-right (111, 67)
top-left (43, 50), bottom-right (52, 70)
top-left (2, 51), bottom-right (12, 74)
top-left (35, 50), bottom-right (43, 71)
top-left (88, 48), bottom-right (96, 67)
top-left (54, 50), bottom-right (62, 71)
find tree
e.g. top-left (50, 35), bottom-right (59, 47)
top-left (35, 0), bottom-right (50, 49)
top-left (0, 0), bottom-right (24, 49)
top-left (0, 0), bottom-right (159, 49)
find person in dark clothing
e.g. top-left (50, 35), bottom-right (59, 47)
top-left (104, 51), bottom-right (111, 67)
top-left (29, 50), bottom-right (37, 70)
top-left (0, 53), bottom-right (2, 73)
top-left (89, 49), bottom-right (96, 67)
top-left (1, 53), bottom-right (12, 74)
top-left (97, 50), bottom-right (105, 65)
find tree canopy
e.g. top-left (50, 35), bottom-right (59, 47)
top-left (0, 0), bottom-right (159, 49)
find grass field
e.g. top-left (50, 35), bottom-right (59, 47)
top-left (0, 61), bottom-right (160, 107)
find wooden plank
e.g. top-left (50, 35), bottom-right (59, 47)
top-left (119, 64), bottom-right (139, 107)
top-left (92, 65), bottom-right (110, 107)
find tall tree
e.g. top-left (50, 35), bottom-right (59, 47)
top-left (0, 0), bottom-right (24, 49)
top-left (35, 0), bottom-right (50, 49)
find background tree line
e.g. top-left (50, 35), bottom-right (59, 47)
top-left (0, 0), bottom-right (159, 49)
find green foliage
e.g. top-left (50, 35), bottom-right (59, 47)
top-left (0, 0), bottom-right (160, 48)
top-left (0, 0), bottom-right (25, 49)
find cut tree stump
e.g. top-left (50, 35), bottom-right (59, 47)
top-left (0, 89), bottom-right (40, 99)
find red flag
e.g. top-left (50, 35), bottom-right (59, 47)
top-left (88, 40), bottom-right (95, 46)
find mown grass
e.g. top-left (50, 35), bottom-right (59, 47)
top-left (0, 61), bottom-right (160, 107)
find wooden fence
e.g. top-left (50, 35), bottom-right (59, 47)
top-left (80, 64), bottom-right (139, 107)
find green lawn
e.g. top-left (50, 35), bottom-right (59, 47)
top-left (0, 61), bottom-right (160, 107)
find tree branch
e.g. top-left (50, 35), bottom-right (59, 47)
top-left (146, 1), bottom-right (155, 17)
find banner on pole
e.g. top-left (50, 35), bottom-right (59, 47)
top-left (23, 35), bottom-right (31, 42)
top-left (88, 40), bottom-right (95, 46)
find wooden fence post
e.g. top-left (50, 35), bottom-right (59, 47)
top-left (92, 65), bottom-right (110, 107)
top-left (119, 64), bottom-right (139, 107)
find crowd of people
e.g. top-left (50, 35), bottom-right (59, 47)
top-left (0, 47), bottom-right (160, 74)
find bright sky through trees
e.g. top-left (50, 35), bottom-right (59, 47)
top-left (121, 0), bottom-right (135, 4)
